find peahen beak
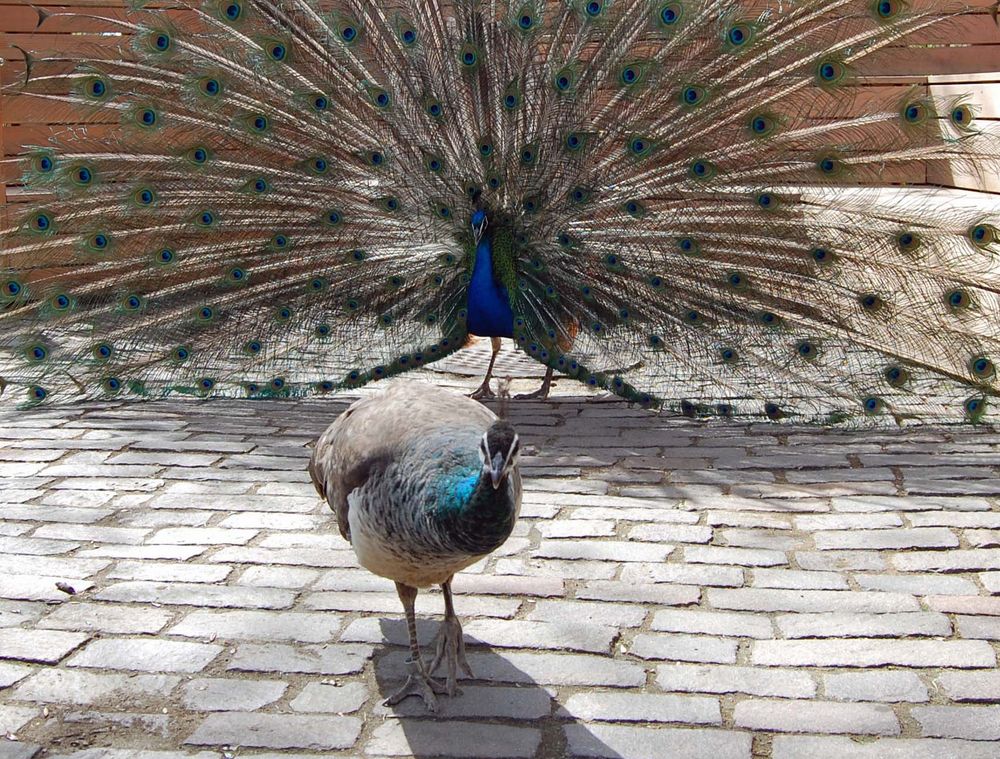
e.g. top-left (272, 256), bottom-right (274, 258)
top-left (489, 452), bottom-right (505, 489)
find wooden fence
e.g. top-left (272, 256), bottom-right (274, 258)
top-left (1, 0), bottom-right (999, 219)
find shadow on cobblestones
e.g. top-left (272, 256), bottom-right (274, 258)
top-left (373, 619), bottom-right (620, 758)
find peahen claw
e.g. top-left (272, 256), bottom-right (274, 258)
top-left (428, 614), bottom-right (474, 696)
top-left (515, 385), bottom-right (550, 400)
top-left (384, 658), bottom-right (448, 712)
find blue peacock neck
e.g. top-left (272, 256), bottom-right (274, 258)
top-left (466, 212), bottom-right (514, 338)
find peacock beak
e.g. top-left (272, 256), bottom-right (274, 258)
top-left (489, 452), bottom-right (505, 489)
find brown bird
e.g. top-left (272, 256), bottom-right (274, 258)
top-left (309, 381), bottom-right (522, 711)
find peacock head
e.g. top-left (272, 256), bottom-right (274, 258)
top-left (478, 420), bottom-right (520, 490)
top-left (471, 207), bottom-right (488, 243)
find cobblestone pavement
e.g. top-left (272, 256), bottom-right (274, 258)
top-left (1, 344), bottom-right (1000, 758)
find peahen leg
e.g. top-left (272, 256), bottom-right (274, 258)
top-left (469, 337), bottom-right (501, 400)
top-left (384, 582), bottom-right (447, 712)
top-left (428, 577), bottom-right (474, 695)
top-left (516, 367), bottom-right (554, 400)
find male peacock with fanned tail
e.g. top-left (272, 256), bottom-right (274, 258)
top-left (1, 0), bottom-right (999, 422)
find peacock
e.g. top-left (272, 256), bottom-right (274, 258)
top-left (1, 0), bottom-right (1000, 422)
top-left (309, 380), bottom-right (522, 710)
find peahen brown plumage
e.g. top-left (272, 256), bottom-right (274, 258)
top-left (1, 0), bottom-right (999, 422)
top-left (309, 381), bottom-right (522, 710)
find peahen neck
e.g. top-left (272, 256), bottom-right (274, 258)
top-left (467, 226), bottom-right (514, 338)
top-left (433, 465), bottom-right (517, 555)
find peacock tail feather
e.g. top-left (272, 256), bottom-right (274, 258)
top-left (1, 0), bottom-right (999, 423)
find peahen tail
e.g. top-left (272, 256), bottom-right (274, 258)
top-left (1, 0), bottom-right (999, 423)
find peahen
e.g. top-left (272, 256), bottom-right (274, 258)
top-left (1, 0), bottom-right (1000, 422)
top-left (309, 380), bottom-right (522, 710)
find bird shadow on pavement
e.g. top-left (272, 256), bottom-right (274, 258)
top-left (369, 617), bottom-right (623, 759)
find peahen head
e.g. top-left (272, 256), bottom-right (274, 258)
top-left (478, 420), bottom-right (520, 489)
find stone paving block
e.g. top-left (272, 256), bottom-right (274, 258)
top-left (167, 610), bottom-right (341, 643)
top-left (626, 524), bottom-right (714, 543)
top-left (753, 639), bottom-right (996, 668)
top-left (181, 678), bottom-right (287, 711)
top-left (218, 512), bottom-right (326, 530)
top-left (147, 527), bottom-right (258, 545)
top-left (0, 629), bottom-right (88, 663)
top-left (574, 581), bottom-right (700, 605)
top-left (0, 575), bottom-right (94, 602)
top-left (312, 568), bottom-right (394, 592)
top-left (710, 588), bottom-right (919, 613)
top-left (451, 573), bottom-right (565, 598)
top-left (894, 549), bottom-right (1000, 573)
top-left (186, 713), bottom-right (361, 750)
top-left (533, 540), bottom-right (672, 562)
top-left (95, 581), bottom-right (294, 609)
top-left (824, 670), bottom-right (929, 702)
top-left (227, 643), bottom-right (372, 675)
top-left (751, 568), bottom-right (848, 590)
top-left (0, 743), bottom-right (41, 759)
top-left (684, 545), bottom-right (787, 567)
top-left (813, 528), bottom-right (959, 551)
top-left (0, 506), bottom-right (113, 525)
top-left (208, 546), bottom-right (357, 567)
top-left (38, 604), bottom-right (173, 635)
top-left (627, 634), bottom-right (737, 664)
top-left (304, 591), bottom-right (519, 618)
top-left (771, 736), bottom-right (1000, 759)
top-left (377, 650), bottom-right (645, 687)
top-left (33, 525), bottom-right (151, 545)
top-left (619, 562), bottom-right (744, 587)
top-left (106, 561), bottom-right (232, 583)
top-left (956, 615), bottom-right (1000, 639)
top-left (9, 668), bottom-right (179, 706)
top-left (67, 638), bottom-right (222, 673)
top-left (365, 719), bottom-right (539, 758)
top-left (854, 573), bottom-right (979, 595)
top-left (564, 723), bottom-right (751, 759)
top-left (796, 551), bottom-right (887, 571)
top-left (0, 662), bottom-right (32, 688)
top-left (289, 681), bottom-right (369, 714)
top-left (462, 619), bottom-right (617, 654)
top-left (538, 520), bottom-right (616, 538)
top-left (77, 545), bottom-right (206, 561)
top-left (0, 555), bottom-right (109, 580)
top-left (0, 705), bottom-right (38, 733)
top-left (775, 612), bottom-right (951, 638)
top-left (734, 698), bottom-right (899, 735)
top-left (560, 692), bottom-right (721, 725)
top-left (981, 572), bottom-right (1000, 594)
top-left (913, 706), bottom-right (1000, 740)
top-left (936, 670), bottom-right (1000, 702)
top-left (0, 537), bottom-right (80, 556)
top-left (651, 609), bottom-right (773, 639)
top-left (795, 513), bottom-right (903, 530)
top-left (235, 566), bottom-right (320, 589)
top-left (926, 595), bottom-right (1000, 616)
top-left (527, 599), bottom-right (647, 628)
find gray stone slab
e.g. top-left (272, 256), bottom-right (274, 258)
top-left (227, 643), bottom-right (372, 675)
top-left (936, 670), bottom-right (1000, 702)
top-left (560, 692), bottom-right (721, 725)
top-left (67, 638), bottom-right (222, 673)
top-left (0, 629), bottom-right (88, 663)
top-left (824, 671), bottom-right (929, 703)
top-left (772, 736), bottom-right (1000, 759)
top-left (734, 698), bottom-right (899, 735)
top-left (656, 664), bottom-right (816, 698)
top-left (914, 706), bottom-right (1000, 740)
top-left (366, 719), bottom-right (540, 758)
top-left (10, 668), bottom-right (179, 706)
top-left (374, 684), bottom-right (547, 719)
top-left (181, 678), bottom-right (287, 711)
top-left (95, 581), bottom-right (293, 609)
top-left (38, 604), bottom-right (173, 635)
top-left (289, 681), bottom-right (369, 714)
top-left (0, 705), bottom-right (38, 733)
top-left (775, 612), bottom-right (951, 639)
top-left (186, 712), bottom-right (361, 750)
top-left (753, 639), bottom-right (995, 668)
top-left (564, 723), bottom-right (752, 759)
top-left (168, 610), bottom-right (341, 643)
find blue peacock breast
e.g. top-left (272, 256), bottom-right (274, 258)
top-left (466, 236), bottom-right (514, 338)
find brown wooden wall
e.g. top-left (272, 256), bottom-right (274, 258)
top-left (1, 0), bottom-right (999, 222)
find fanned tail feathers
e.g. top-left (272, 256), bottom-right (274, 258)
top-left (1, 0), bottom-right (999, 423)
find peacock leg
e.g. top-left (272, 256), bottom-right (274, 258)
top-left (428, 577), bottom-right (474, 695)
top-left (515, 366), bottom-right (553, 400)
top-left (469, 337), bottom-right (501, 400)
top-left (384, 582), bottom-right (447, 711)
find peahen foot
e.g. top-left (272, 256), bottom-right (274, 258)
top-left (516, 367), bottom-right (553, 400)
top-left (384, 658), bottom-right (448, 712)
top-left (428, 613), bottom-right (474, 696)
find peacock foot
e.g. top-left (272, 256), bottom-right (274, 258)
top-left (428, 614), bottom-right (474, 696)
top-left (469, 381), bottom-right (496, 400)
top-left (515, 385), bottom-right (550, 400)
top-left (384, 658), bottom-right (448, 712)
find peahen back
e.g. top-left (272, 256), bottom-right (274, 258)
top-left (1, 0), bottom-right (999, 423)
